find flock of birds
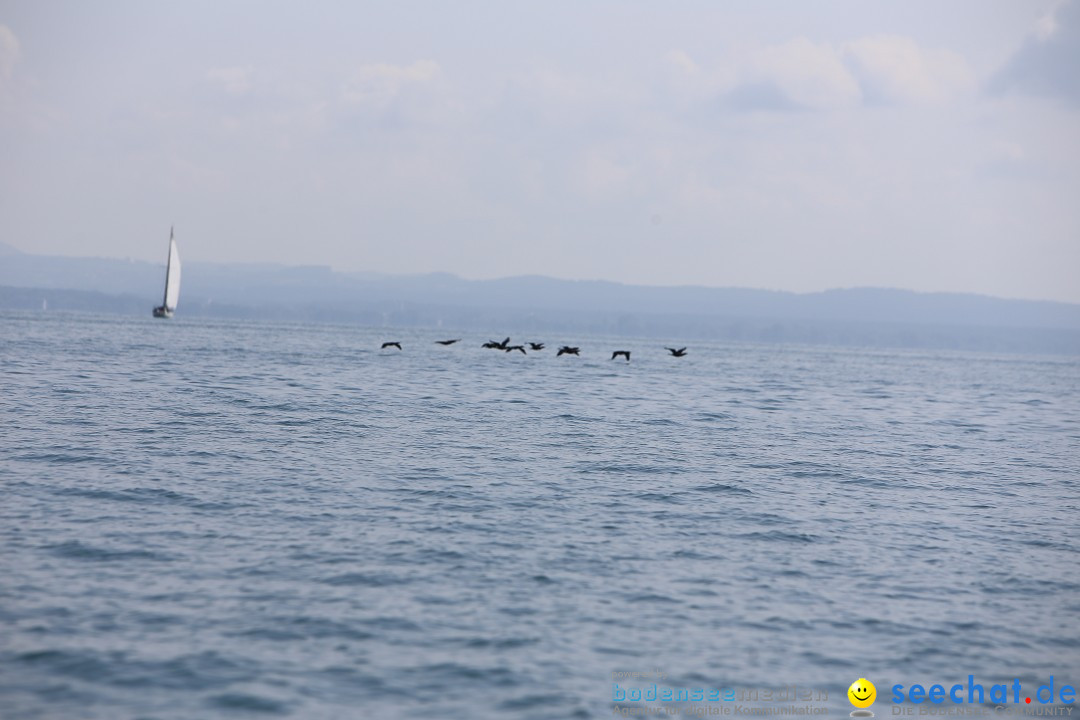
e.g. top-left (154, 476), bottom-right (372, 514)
top-left (379, 337), bottom-right (688, 361)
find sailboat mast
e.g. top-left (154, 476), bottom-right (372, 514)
top-left (162, 226), bottom-right (173, 307)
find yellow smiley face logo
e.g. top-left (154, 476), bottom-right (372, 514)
top-left (848, 678), bottom-right (876, 708)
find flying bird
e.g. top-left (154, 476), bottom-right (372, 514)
top-left (504, 345), bottom-right (527, 355)
top-left (381, 342), bottom-right (402, 350)
top-left (557, 346), bottom-right (580, 356)
top-left (611, 351), bottom-right (630, 362)
top-left (435, 339), bottom-right (460, 346)
top-left (666, 347), bottom-right (687, 357)
top-left (529, 342), bottom-right (545, 351)
top-left (483, 337), bottom-right (511, 350)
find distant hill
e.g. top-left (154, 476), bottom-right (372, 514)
top-left (2, 250), bottom-right (1079, 354)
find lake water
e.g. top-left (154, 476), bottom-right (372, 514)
top-left (1, 311), bottom-right (1077, 719)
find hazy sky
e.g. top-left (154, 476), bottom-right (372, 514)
top-left (1, 1), bottom-right (1078, 302)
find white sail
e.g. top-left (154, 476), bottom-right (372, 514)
top-left (164, 236), bottom-right (181, 310)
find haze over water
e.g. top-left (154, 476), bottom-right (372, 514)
top-left (1, 311), bottom-right (1077, 719)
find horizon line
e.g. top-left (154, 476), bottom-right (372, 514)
top-left (2, 242), bottom-right (1077, 308)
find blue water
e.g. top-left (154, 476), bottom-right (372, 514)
top-left (1, 311), bottom-right (1078, 719)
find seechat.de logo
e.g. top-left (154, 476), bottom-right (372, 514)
top-left (891, 676), bottom-right (1076, 706)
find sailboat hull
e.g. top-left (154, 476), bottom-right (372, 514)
top-left (152, 306), bottom-right (174, 319)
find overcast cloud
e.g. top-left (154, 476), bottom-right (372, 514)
top-left (0, 0), bottom-right (1077, 302)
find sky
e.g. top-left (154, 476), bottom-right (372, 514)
top-left (1, 1), bottom-right (1078, 303)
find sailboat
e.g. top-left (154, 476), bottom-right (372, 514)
top-left (152, 227), bottom-right (181, 318)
